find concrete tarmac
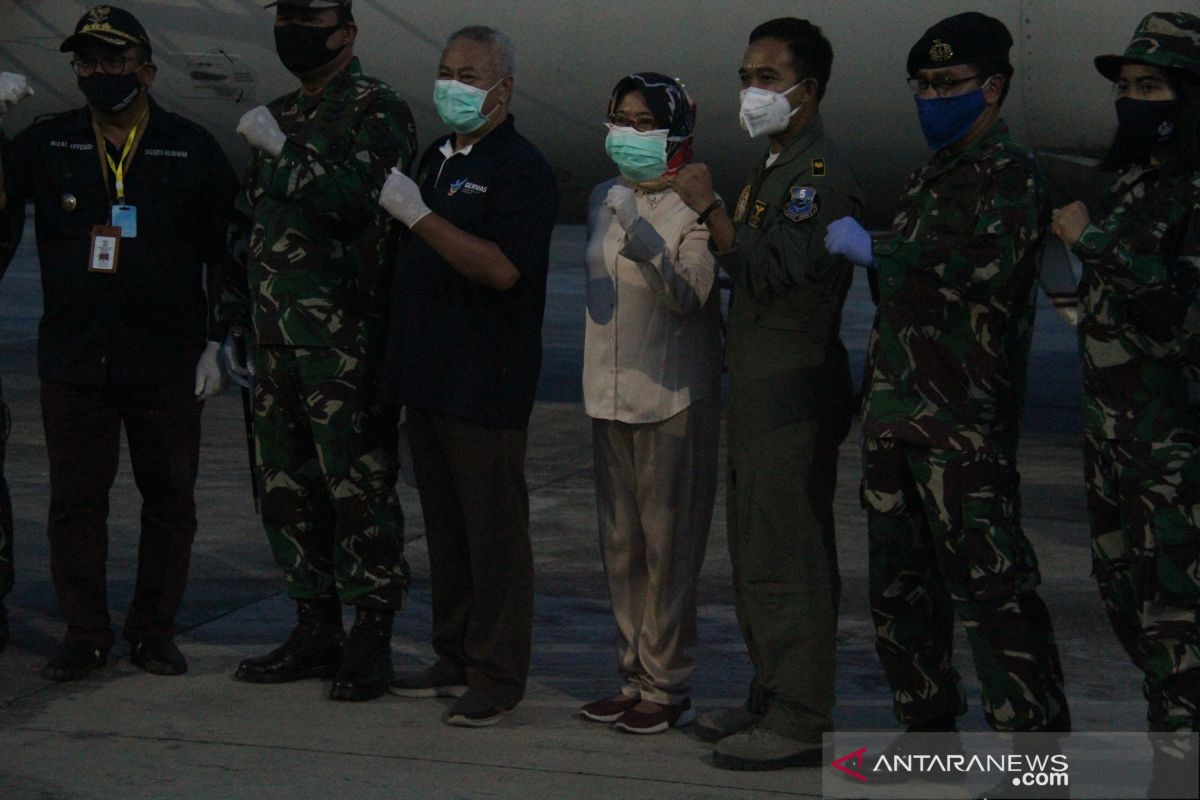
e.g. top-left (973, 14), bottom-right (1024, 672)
top-left (0, 225), bottom-right (1149, 798)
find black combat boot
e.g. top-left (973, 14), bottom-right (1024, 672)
top-left (233, 596), bottom-right (345, 683)
top-left (329, 607), bottom-right (394, 702)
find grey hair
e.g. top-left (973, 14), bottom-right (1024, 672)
top-left (446, 25), bottom-right (516, 76)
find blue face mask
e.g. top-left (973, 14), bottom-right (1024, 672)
top-left (915, 87), bottom-right (987, 150)
top-left (604, 125), bottom-right (669, 183)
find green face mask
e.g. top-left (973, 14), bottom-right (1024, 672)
top-left (604, 125), bottom-right (669, 183)
top-left (434, 77), bottom-right (504, 134)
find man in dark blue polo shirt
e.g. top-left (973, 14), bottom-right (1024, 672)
top-left (378, 24), bottom-right (559, 727)
top-left (1, 6), bottom-right (237, 680)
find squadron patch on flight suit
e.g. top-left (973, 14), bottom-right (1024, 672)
top-left (811, 158), bottom-right (826, 177)
top-left (733, 186), bottom-right (751, 224)
top-left (748, 200), bottom-right (768, 228)
top-left (783, 186), bottom-right (818, 223)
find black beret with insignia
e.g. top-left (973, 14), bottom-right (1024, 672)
top-left (907, 12), bottom-right (1012, 77)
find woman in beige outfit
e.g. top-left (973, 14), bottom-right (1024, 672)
top-left (578, 73), bottom-right (723, 735)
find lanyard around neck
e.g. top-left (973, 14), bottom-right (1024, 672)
top-left (94, 106), bottom-right (149, 202)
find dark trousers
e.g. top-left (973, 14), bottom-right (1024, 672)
top-left (406, 409), bottom-right (533, 708)
top-left (41, 381), bottom-right (202, 649)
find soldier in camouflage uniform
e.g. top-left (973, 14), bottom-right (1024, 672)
top-left (0, 370), bottom-right (9, 652)
top-left (827, 13), bottom-right (1070, 736)
top-left (0, 123), bottom-right (14, 652)
top-left (1052, 13), bottom-right (1200, 747)
top-left (227, 0), bottom-right (416, 702)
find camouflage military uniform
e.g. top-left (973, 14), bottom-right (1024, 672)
top-left (716, 116), bottom-right (863, 743)
top-left (232, 58), bottom-right (416, 609)
top-left (1, 133), bottom-right (14, 607)
top-left (1075, 163), bottom-right (1200, 732)
top-left (0, 374), bottom-right (11, 602)
top-left (860, 120), bottom-right (1070, 732)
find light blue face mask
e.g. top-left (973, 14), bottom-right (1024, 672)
top-left (434, 77), bottom-right (506, 134)
top-left (604, 124), bottom-right (669, 183)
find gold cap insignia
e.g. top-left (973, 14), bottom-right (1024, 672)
top-left (87, 6), bottom-right (112, 23)
top-left (929, 39), bottom-right (954, 62)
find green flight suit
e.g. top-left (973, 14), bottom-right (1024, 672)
top-left (716, 115), bottom-right (863, 743)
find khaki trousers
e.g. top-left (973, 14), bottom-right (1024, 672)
top-left (592, 397), bottom-right (719, 705)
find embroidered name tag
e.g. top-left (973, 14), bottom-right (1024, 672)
top-left (448, 178), bottom-right (488, 196)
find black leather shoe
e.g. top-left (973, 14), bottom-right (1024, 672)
top-left (329, 607), bottom-right (394, 702)
top-left (130, 636), bottom-right (187, 675)
top-left (0, 602), bottom-right (9, 653)
top-left (234, 597), bottom-right (345, 684)
top-left (42, 638), bottom-right (108, 681)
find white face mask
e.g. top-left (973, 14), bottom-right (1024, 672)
top-left (738, 84), bottom-right (801, 139)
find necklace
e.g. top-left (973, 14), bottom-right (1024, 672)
top-left (641, 189), bottom-right (667, 209)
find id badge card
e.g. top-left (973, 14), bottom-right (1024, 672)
top-left (111, 204), bottom-right (137, 238)
top-left (89, 225), bottom-right (121, 274)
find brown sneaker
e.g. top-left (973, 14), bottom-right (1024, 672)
top-left (694, 706), bottom-right (762, 743)
top-left (613, 698), bottom-right (695, 735)
top-left (580, 693), bottom-right (639, 723)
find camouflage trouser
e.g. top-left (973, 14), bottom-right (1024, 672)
top-left (255, 345), bottom-right (408, 609)
top-left (1085, 433), bottom-right (1200, 733)
top-left (0, 374), bottom-right (12, 599)
top-left (863, 437), bottom-right (1070, 732)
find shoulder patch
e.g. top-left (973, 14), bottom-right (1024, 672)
top-left (783, 186), bottom-right (819, 223)
top-left (733, 186), bottom-right (751, 224)
top-left (811, 158), bottom-right (826, 177)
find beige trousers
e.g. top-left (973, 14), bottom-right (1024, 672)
top-left (592, 397), bottom-right (719, 705)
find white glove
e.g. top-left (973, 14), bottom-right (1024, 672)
top-left (825, 216), bottom-right (875, 268)
top-left (604, 184), bottom-right (639, 232)
top-left (379, 168), bottom-right (432, 228)
top-left (0, 72), bottom-right (33, 120)
top-left (221, 327), bottom-right (256, 389)
top-left (194, 340), bottom-right (224, 399)
top-left (237, 105), bottom-right (286, 157)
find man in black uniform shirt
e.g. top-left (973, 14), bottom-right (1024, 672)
top-left (0, 69), bottom-right (33, 653)
top-left (1, 6), bottom-right (237, 679)
top-left (378, 25), bottom-right (559, 727)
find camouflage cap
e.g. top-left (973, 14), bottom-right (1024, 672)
top-left (907, 12), bottom-right (1012, 76)
top-left (1095, 12), bottom-right (1200, 81)
top-left (60, 5), bottom-right (152, 56)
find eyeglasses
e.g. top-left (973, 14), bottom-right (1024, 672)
top-left (70, 54), bottom-right (142, 77)
top-left (607, 113), bottom-right (660, 133)
top-left (907, 74), bottom-right (987, 97)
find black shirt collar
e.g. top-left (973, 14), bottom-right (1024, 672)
top-left (70, 95), bottom-right (176, 141)
top-left (439, 114), bottom-right (517, 157)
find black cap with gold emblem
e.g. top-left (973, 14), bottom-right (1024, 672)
top-left (60, 6), bottom-right (152, 57)
top-left (907, 12), bottom-right (1012, 77)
